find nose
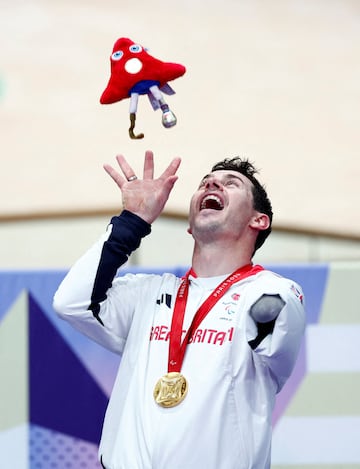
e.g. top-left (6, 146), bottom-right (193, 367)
top-left (205, 176), bottom-right (222, 190)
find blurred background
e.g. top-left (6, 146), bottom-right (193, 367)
top-left (1, 1), bottom-right (360, 468)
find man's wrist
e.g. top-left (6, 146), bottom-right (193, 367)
top-left (108, 210), bottom-right (152, 255)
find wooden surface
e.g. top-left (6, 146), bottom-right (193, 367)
top-left (1, 0), bottom-right (359, 238)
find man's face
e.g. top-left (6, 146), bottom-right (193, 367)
top-left (188, 170), bottom-right (257, 242)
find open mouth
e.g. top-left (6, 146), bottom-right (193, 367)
top-left (200, 194), bottom-right (224, 211)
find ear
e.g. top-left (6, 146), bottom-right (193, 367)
top-left (250, 213), bottom-right (270, 231)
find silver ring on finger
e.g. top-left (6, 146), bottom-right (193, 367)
top-left (127, 175), bottom-right (138, 182)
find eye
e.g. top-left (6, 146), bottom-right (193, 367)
top-left (129, 44), bottom-right (142, 53)
top-left (111, 50), bottom-right (123, 61)
top-left (224, 177), bottom-right (241, 187)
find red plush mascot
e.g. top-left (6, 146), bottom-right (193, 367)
top-left (100, 37), bottom-right (186, 139)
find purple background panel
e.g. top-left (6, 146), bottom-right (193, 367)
top-left (29, 294), bottom-right (108, 444)
top-left (30, 424), bottom-right (101, 468)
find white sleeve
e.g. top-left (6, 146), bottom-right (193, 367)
top-left (53, 211), bottom-right (152, 354)
top-left (245, 272), bottom-right (306, 391)
top-left (53, 228), bottom-right (146, 354)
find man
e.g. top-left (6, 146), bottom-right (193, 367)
top-left (53, 150), bottom-right (305, 469)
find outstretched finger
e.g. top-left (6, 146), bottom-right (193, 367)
top-left (160, 157), bottom-right (182, 181)
top-left (116, 154), bottom-right (138, 181)
top-left (143, 150), bottom-right (154, 180)
top-left (103, 163), bottom-right (126, 188)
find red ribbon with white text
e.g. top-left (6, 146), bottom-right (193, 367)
top-left (168, 263), bottom-right (264, 372)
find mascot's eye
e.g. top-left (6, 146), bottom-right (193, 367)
top-left (129, 44), bottom-right (142, 53)
top-left (111, 50), bottom-right (124, 61)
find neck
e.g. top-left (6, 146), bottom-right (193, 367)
top-left (191, 239), bottom-right (253, 277)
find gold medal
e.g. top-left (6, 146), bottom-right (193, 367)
top-left (153, 372), bottom-right (188, 408)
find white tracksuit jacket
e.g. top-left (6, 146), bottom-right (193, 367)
top-left (53, 212), bottom-right (306, 469)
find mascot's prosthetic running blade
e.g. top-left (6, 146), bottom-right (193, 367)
top-left (100, 37), bottom-right (186, 139)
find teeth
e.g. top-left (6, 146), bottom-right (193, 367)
top-left (200, 195), bottom-right (224, 210)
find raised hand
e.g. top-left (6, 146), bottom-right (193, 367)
top-left (103, 150), bottom-right (181, 224)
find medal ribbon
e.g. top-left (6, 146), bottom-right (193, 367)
top-left (168, 263), bottom-right (264, 373)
